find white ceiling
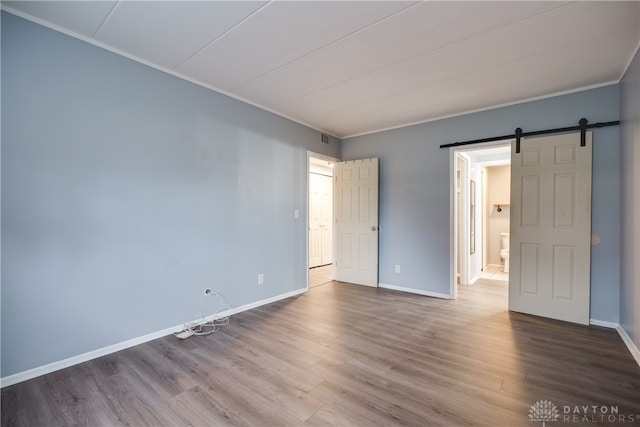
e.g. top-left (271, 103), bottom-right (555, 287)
top-left (3, 1), bottom-right (639, 138)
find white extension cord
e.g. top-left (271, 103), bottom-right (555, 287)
top-left (173, 291), bottom-right (231, 339)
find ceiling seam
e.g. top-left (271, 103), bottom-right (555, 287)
top-left (173, 1), bottom-right (272, 70)
top-left (91, 0), bottom-right (120, 39)
top-left (226, 1), bottom-right (422, 93)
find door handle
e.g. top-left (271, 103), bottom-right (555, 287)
top-left (371, 226), bottom-right (377, 231)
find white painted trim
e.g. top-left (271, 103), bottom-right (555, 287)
top-left (588, 321), bottom-right (640, 368)
top-left (0, 288), bottom-right (307, 388)
top-left (449, 149), bottom-right (458, 300)
top-left (469, 274), bottom-right (481, 285)
top-left (456, 153), bottom-right (471, 287)
top-left (379, 283), bottom-right (452, 299)
top-left (589, 319), bottom-right (618, 328)
top-left (0, 6), bottom-right (340, 140)
top-left (616, 325), bottom-right (640, 367)
top-left (342, 82), bottom-right (618, 139)
top-left (306, 151), bottom-right (340, 291)
top-left (449, 140), bottom-right (513, 300)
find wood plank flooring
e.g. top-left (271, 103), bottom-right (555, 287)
top-left (309, 264), bottom-right (333, 288)
top-left (3, 279), bottom-right (640, 426)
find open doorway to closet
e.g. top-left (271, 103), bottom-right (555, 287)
top-left (454, 143), bottom-right (511, 290)
top-left (308, 155), bottom-right (336, 288)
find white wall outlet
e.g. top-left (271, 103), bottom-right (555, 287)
top-left (395, 264), bottom-right (401, 273)
top-left (204, 288), bottom-right (212, 296)
top-left (294, 209), bottom-right (299, 219)
top-left (258, 274), bottom-right (264, 285)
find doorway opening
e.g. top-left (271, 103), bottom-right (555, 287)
top-left (308, 154), bottom-right (336, 288)
top-left (452, 142), bottom-right (511, 296)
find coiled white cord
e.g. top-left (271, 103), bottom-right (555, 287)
top-left (174, 292), bottom-right (231, 338)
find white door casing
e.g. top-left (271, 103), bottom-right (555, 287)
top-left (456, 153), bottom-right (470, 286)
top-left (335, 158), bottom-right (379, 287)
top-left (509, 132), bottom-right (592, 325)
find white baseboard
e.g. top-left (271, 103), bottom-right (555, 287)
top-left (0, 287), bottom-right (307, 388)
top-left (379, 283), bottom-right (452, 299)
top-left (589, 320), bottom-right (640, 367)
top-left (589, 319), bottom-right (619, 328)
top-left (616, 325), bottom-right (640, 367)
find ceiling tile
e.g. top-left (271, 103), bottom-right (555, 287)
top-left (273, 1), bottom-right (639, 121)
top-left (176, 0), bottom-right (416, 90)
top-left (230, 1), bottom-right (568, 107)
top-left (319, 54), bottom-right (627, 137)
top-left (3, 0), bottom-right (116, 37)
top-left (94, 1), bottom-right (266, 69)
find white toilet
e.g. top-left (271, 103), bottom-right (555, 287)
top-left (500, 232), bottom-right (510, 273)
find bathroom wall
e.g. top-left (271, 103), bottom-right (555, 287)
top-left (486, 165), bottom-right (511, 266)
top-left (466, 145), bottom-right (510, 280)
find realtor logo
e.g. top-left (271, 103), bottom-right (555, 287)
top-left (529, 400), bottom-right (560, 426)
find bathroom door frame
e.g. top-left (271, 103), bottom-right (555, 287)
top-left (455, 152), bottom-right (471, 291)
top-left (449, 140), bottom-right (512, 298)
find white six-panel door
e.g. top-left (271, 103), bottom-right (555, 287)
top-left (335, 158), bottom-right (379, 287)
top-left (309, 173), bottom-right (333, 268)
top-left (509, 132), bottom-right (592, 325)
top-left (320, 175), bottom-right (333, 265)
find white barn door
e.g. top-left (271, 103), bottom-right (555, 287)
top-left (335, 158), bottom-right (379, 287)
top-left (509, 132), bottom-right (592, 325)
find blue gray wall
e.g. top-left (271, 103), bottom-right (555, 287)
top-left (1, 12), bottom-right (339, 378)
top-left (619, 47), bottom-right (640, 351)
top-left (342, 85), bottom-right (621, 323)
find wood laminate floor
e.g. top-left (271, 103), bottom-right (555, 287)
top-left (2, 279), bottom-right (640, 426)
top-left (309, 265), bottom-right (333, 288)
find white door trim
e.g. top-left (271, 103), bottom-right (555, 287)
top-left (457, 152), bottom-right (470, 287)
top-left (307, 152), bottom-right (339, 290)
top-left (449, 140), bottom-right (513, 299)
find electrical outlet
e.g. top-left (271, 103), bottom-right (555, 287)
top-left (395, 264), bottom-right (401, 273)
top-left (204, 288), bottom-right (212, 296)
top-left (258, 274), bottom-right (264, 285)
